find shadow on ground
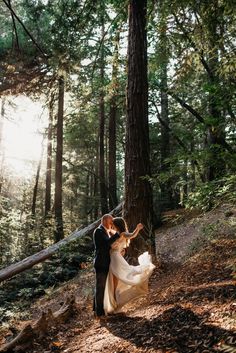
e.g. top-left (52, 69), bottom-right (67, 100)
top-left (104, 306), bottom-right (236, 353)
top-left (160, 282), bottom-right (236, 306)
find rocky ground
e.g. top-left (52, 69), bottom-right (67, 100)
top-left (1, 204), bottom-right (236, 353)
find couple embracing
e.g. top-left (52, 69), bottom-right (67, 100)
top-left (93, 214), bottom-right (155, 318)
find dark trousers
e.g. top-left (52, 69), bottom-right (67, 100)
top-left (93, 270), bottom-right (108, 316)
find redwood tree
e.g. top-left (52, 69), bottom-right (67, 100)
top-left (54, 76), bottom-right (64, 242)
top-left (99, 7), bottom-right (108, 215)
top-left (108, 31), bottom-right (120, 210)
top-left (124, 0), bottom-right (153, 257)
top-left (158, 0), bottom-right (173, 210)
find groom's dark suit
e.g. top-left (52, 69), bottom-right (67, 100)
top-left (93, 225), bottom-right (119, 316)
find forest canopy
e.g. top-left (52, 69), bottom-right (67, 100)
top-left (0, 0), bottom-right (235, 268)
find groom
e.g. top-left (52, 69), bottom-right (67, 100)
top-left (93, 214), bottom-right (120, 318)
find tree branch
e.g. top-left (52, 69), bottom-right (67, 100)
top-left (2, 0), bottom-right (46, 57)
top-left (167, 90), bottom-right (205, 124)
top-left (173, 12), bottom-right (214, 80)
top-left (8, 0), bottom-right (20, 51)
top-left (151, 100), bottom-right (187, 150)
top-left (167, 90), bottom-right (234, 153)
top-left (151, 100), bottom-right (205, 182)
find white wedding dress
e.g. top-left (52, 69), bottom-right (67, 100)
top-left (104, 237), bottom-right (155, 315)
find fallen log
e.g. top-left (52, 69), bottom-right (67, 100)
top-left (0, 296), bottom-right (76, 352)
top-left (0, 204), bottom-right (122, 283)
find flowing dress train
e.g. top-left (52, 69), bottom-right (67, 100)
top-left (104, 238), bottom-right (155, 314)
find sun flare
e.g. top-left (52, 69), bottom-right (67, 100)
top-left (1, 96), bottom-right (48, 178)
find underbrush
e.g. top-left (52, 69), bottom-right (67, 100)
top-left (0, 235), bottom-right (93, 326)
top-left (187, 217), bottom-right (236, 257)
top-left (185, 175), bottom-right (236, 212)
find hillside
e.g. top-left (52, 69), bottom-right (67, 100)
top-left (0, 204), bottom-right (236, 353)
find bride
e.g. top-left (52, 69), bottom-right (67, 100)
top-left (104, 217), bottom-right (155, 315)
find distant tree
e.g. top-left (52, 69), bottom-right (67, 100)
top-left (54, 75), bottom-right (65, 242)
top-left (108, 30), bottom-right (120, 210)
top-left (45, 94), bottom-right (54, 217)
top-left (99, 5), bottom-right (108, 215)
top-left (157, 0), bottom-right (173, 211)
top-left (0, 98), bottom-right (6, 194)
top-left (31, 141), bottom-right (44, 217)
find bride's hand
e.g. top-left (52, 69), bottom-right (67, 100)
top-left (137, 223), bottom-right (144, 231)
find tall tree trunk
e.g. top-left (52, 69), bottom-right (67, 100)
top-left (205, 0), bottom-right (225, 181)
top-left (93, 143), bottom-right (99, 219)
top-left (54, 76), bottom-right (64, 242)
top-left (158, 0), bottom-right (172, 211)
top-left (108, 31), bottom-right (120, 210)
top-left (0, 98), bottom-right (5, 194)
top-left (190, 137), bottom-right (196, 191)
top-left (124, 0), bottom-right (153, 258)
top-left (31, 142), bottom-right (44, 217)
top-left (9, 0), bottom-right (20, 52)
top-left (182, 158), bottom-right (188, 205)
top-left (0, 99), bottom-right (5, 263)
top-left (99, 10), bottom-right (108, 214)
top-left (45, 96), bottom-right (53, 217)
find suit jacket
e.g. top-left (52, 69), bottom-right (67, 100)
top-left (93, 225), bottom-right (119, 272)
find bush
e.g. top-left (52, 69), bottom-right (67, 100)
top-left (185, 175), bottom-right (236, 211)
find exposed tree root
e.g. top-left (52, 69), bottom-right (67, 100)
top-left (0, 296), bottom-right (76, 352)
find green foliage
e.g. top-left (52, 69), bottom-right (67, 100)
top-left (0, 234), bottom-right (93, 325)
top-left (0, 0), bottom-right (235, 298)
top-left (185, 175), bottom-right (236, 211)
top-left (0, 199), bottom-right (24, 266)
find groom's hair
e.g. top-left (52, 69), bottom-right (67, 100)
top-left (101, 214), bottom-right (113, 227)
top-left (101, 214), bottom-right (113, 222)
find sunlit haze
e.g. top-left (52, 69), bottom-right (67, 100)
top-left (1, 96), bottom-right (48, 178)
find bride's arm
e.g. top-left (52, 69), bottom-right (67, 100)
top-left (121, 223), bottom-right (144, 240)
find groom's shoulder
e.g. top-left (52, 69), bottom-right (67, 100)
top-left (94, 224), bottom-right (103, 235)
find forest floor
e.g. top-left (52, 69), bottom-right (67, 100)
top-left (1, 203), bottom-right (236, 353)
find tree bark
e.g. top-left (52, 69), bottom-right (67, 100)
top-left (45, 95), bottom-right (53, 217)
top-left (99, 9), bottom-right (108, 214)
top-left (0, 98), bottom-right (5, 194)
top-left (31, 141), bottom-right (44, 217)
top-left (93, 143), bottom-right (99, 219)
top-left (158, 0), bottom-right (173, 211)
top-left (108, 31), bottom-right (120, 210)
top-left (205, 0), bottom-right (226, 181)
top-left (124, 0), bottom-right (153, 258)
top-left (54, 76), bottom-right (64, 242)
